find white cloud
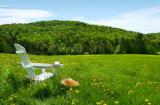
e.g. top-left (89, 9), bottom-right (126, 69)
top-left (0, 8), bottom-right (55, 24)
top-left (70, 16), bottom-right (87, 21)
top-left (89, 7), bottom-right (160, 33)
top-left (1, 6), bottom-right (160, 33)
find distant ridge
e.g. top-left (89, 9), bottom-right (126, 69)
top-left (0, 20), bottom-right (160, 55)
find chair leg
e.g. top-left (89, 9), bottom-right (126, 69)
top-left (53, 68), bottom-right (55, 74)
top-left (53, 68), bottom-right (58, 76)
top-left (42, 68), bottom-right (46, 73)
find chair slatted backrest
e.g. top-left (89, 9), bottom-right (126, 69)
top-left (14, 43), bottom-right (31, 66)
top-left (14, 43), bottom-right (36, 79)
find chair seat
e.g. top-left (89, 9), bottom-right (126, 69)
top-left (31, 63), bottom-right (53, 68)
top-left (31, 63), bottom-right (64, 69)
top-left (35, 72), bottom-right (54, 81)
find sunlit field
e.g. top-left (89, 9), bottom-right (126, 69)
top-left (0, 53), bottom-right (160, 105)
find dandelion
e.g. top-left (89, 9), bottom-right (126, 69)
top-left (66, 90), bottom-right (69, 93)
top-left (107, 88), bottom-right (110, 91)
top-left (75, 90), bottom-right (79, 93)
top-left (99, 77), bottom-right (102, 81)
top-left (70, 88), bottom-right (73, 91)
top-left (96, 101), bottom-right (102, 105)
top-left (145, 99), bottom-right (149, 102)
top-left (71, 101), bottom-right (75, 105)
top-left (9, 97), bottom-right (13, 101)
top-left (66, 101), bottom-right (69, 104)
top-left (96, 98), bottom-right (103, 105)
top-left (110, 91), bottom-right (114, 94)
top-left (114, 100), bottom-right (119, 104)
top-left (154, 82), bottom-right (157, 84)
top-left (71, 98), bottom-right (79, 105)
top-left (128, 90), bottom-right (133, 95)
top-left (136, 82), bottom-right (141, 86)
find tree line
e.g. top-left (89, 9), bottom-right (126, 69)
top-left (0, 20), bottom-right (160, 55)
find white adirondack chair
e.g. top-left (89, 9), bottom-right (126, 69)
top-left (14, 43), bottom-right (63, 81)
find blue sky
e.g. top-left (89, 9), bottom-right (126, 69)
top-left (1, 0), bottom-right (160, 33)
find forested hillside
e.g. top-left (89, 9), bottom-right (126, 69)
top-left (0, 20), bottom-right (160, 55)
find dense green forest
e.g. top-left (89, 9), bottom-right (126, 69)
top-left (0, 20), bottom-right (160, 55)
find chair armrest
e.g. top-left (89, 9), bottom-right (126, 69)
top-left (31, 63), bottom-right (64, 69)
top-left (52, 63), bottom-right (64, 68)
top-left (31, 63), bottom-right (53, 69)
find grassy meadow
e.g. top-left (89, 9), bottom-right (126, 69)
top-left (0, 53), bottom-right (160, 105)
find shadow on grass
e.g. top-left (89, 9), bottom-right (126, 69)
top-left (32, 77), bottom-right (69, 100)
top-left (7, 71), bottom-right (33, 92)
top-left (0, 70), bottom-right (70, 104)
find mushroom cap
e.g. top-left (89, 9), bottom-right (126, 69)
top-left (61, 78), bottom-right (79, 87)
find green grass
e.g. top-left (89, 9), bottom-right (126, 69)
top-left (0, 53), bottom-right (160, 105)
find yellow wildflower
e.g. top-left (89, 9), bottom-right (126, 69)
top-left (96, 101), bottom-right (102, 105)
top-left (128, 90), bottom-right (133, 95)
top-left (93, 79), bottom-right (96, 82)
top-left (70, 88), bottom-right (73, 91)
top-left (114, 100), bottom-right (119, 104)
top-left (71, 101), bottom-right (75, 105)
top-left (145, 99), bottom-right (149, 102)
top-left (107, 88), bottom-right (110, 91)
top-left (75, 90), bottom-right (79, 93)
top-left (9, 97), bottom-right (13, 101)
top-left (136, 82), bottom-right (141, 86)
